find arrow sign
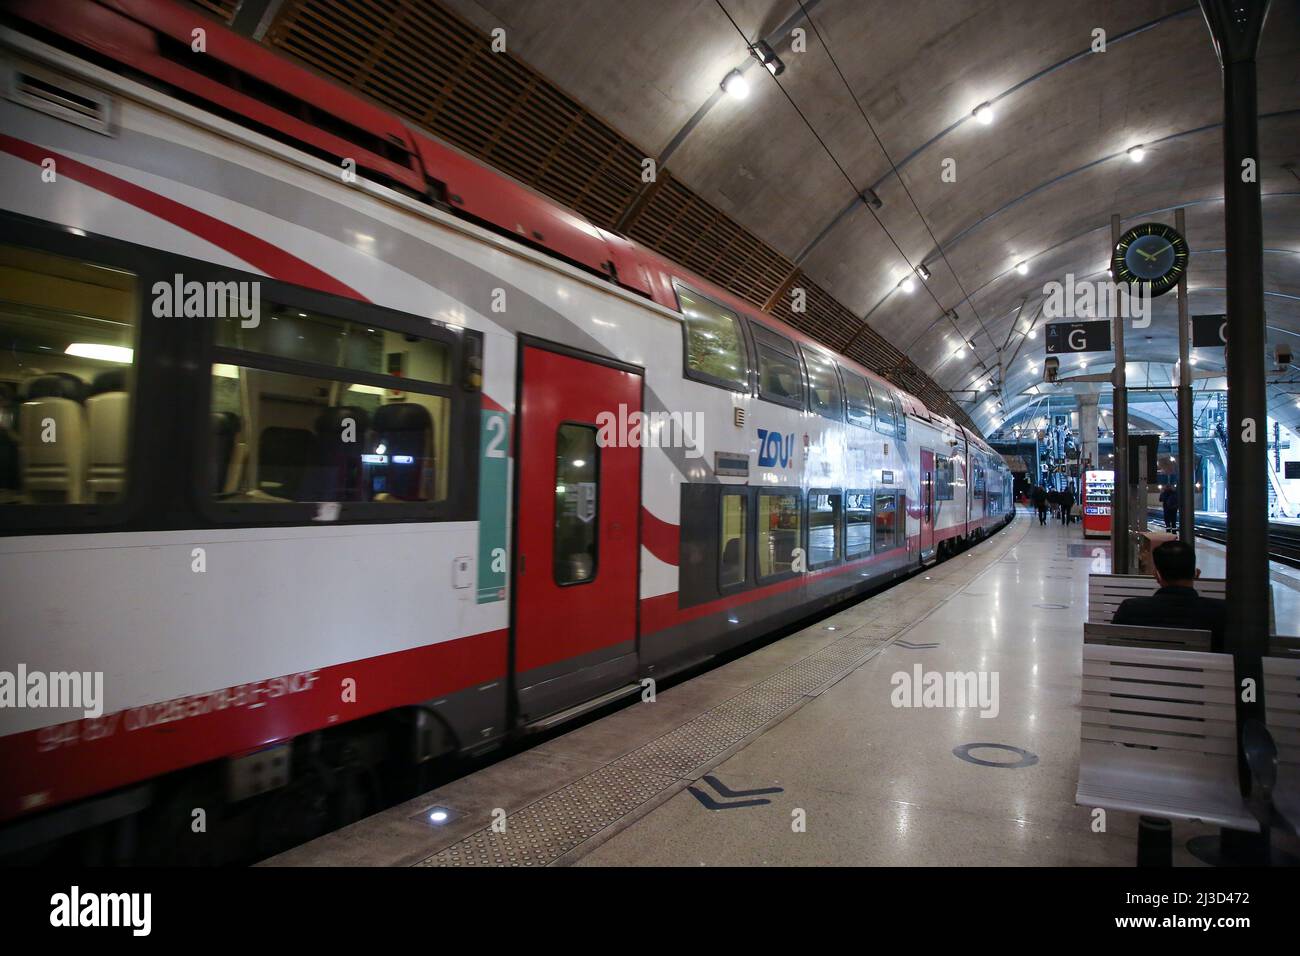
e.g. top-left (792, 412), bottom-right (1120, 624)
top-left (1192, 313), bottom-right (1227, 348)
top-left (687, 775), bottom-right (784, 810)
top-left (1045, 320), bottom-right (1111, 354)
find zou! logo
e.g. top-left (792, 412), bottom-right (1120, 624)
top-left (152, 274), bottom-right (261, 328)
top-left (757, 428), bottom-right (794, 468)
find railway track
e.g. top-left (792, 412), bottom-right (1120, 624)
top-left (1146, 509), bottom-right (1300, 568)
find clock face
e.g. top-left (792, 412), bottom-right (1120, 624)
top-left (1111, 222), bottom-right (1189, 298)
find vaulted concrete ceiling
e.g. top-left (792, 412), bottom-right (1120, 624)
top-left (444, 0), bottom-right (1300, 435)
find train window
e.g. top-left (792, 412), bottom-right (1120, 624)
top-left (845, 491), bottom-right (873, 558)
top-left (757, 491), bottom-right (802, 579)
top-left (894, 393), bottom-right (907, 441)
top-left (719, 491), bottom-right (748, 589)
top-left (554, 424), bottom-right (599, 585)
top-left (676, 284), bottom-right (748, 392)
top-left (840, 367), bottom-right (873, 428)
top-left (750, 322), bottom-right (804, 409)
top-left (216, 306), bottom-right (451, 386)
top-left (808, 490), bottom-right (842, 567)
top-left (873, 492), bottom-right (897, 552)
top-left (210, 366), bottom-right (450, 504)
top-left (871, 380), bottom-right (895, 436)
top-left (935, 455), bottom-right (955, 501)
top-left (801, 347), bottom-right (843, 422)
top-left (0, 245), bottom-right (137, 510)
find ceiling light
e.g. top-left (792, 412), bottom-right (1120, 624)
top-left (1127, 145), bottom-right (1146, 163)
top-left (66, 343), bottom-right (132, 363)
top-left (1027, 328), bottom-right (1037, 340)
top-left (860, 188), bottom-right (883, 210)
top-left (973, 102), bottom-right (994, 125)
top-left (977, 381), bottom-right (986, 392)
top-left (721, 69), bottom-right (749, 100)
top-left (1080, 360), bottom-right (1088, 368)
top-left (899, 276), bottom-right (916, 294)
top-left (1015, 262), bottom-right (1029, 275)
top-left (1189, 356), bottom-right (1198, 366)
top-left (967, 339), bottom-right (977, 351)
top-left (749, 40), bottom-right (784, 77)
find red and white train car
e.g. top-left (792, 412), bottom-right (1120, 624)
top-left (0, 0), bottom-right (1012, 858)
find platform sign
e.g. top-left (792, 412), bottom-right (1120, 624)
top-left (1192, 313), bottom-right (1227, 348)
top-left (1045, 320), bottom-right (1111, 354)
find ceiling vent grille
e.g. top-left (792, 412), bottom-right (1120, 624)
top-left (262, 0), bottom-right (974, 431)
top-left (187, 0), bottom-right (240, 23)
top-left (625, 174), bottom-right (794, 308)
top-left (267, 0), bottom-right (642, 229)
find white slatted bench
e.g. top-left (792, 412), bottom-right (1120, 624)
top-left (1087, 573), bottom-right (1275, 634)
top-left (1083, 622), bottom-right (1212, 652)
top-left (1264, 656), bottom-right (1300, 831)
top-left (1077, 643), bottom-right (1259, 832)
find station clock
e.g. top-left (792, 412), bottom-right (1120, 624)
top-left (1111, 222), bottom-right (1189, 298)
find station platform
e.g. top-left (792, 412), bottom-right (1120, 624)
top-left (266, 515), bottom-right (1300, 867)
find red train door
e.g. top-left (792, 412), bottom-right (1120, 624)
top-left (513, 344), bottom-right (642, 720)
top-left (920, 447), bottom-right (935, 559)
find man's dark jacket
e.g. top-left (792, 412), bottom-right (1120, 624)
top-left (1112, 585), bottom-right (1228, 651)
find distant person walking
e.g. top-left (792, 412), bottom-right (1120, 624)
top-left (1060, 486), bottom-right (1076, 525)
top-left (1032, 485), bottom-right (1048, 525)
top-left (1160, 484), bottom-right (1179, 534)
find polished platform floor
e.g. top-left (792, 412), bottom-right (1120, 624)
top-left (268, 514), bottom-right (1300, 867)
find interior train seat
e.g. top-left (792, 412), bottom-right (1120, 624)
top-left (312, 406), bottom-right (369, 501)
top-left (85, 369), bottom-right (129, 503)
top-left (211, 411), bottom-right (243, 494)
top-left (20, 372), bottom-right (88, 503)
top-left (257, 426), bottom-right (316, 500)
top-left (370, 402), bottom-right (433, 501)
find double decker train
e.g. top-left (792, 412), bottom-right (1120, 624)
top-left (0, 0), bottom-right (1012, 861)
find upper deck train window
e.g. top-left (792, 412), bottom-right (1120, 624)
top-left (675, 284), bottom-right (748, 392)
top-left (935, 455), bottom-right (955, 500)
top-left (0, 245), bottom-right (137, 514)
top-left (801, 346), bottom-right (842, 422)
top-left (840, 367), bottom-right (873, 428)
top-left (893, 392), bottom-right (907, 441)
top-left (871, 379), bottom-right (895, 436)
top-left (208, 292), bottom-right (468, 519)
top-left (750, 322), bottom-right (803, 409)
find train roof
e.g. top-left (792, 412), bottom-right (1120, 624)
top-left (8, 0), bottom-right (973, 439)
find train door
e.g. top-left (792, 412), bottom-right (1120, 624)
top-left (513, 343), bottom-right (642, 721)
top-left (919, 448), bottom-right (935, 559)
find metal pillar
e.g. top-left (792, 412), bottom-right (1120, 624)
top-left (1110, 214), bottom-right (1130, 573)
top-left (1079, 393), bottom-right (1100, 474)
top-left (1201, 0), bottom-right (1271, 666)
top-left (1176, 208), bottom-right (1195, 545)
top-left (1198, 0), bottom-right (1272, 861)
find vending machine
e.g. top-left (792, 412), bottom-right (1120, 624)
top-left (1082, 469), bottom-right (1115, 539)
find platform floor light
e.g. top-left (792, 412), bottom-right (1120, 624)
top-left (721, 69), bottom-right (749, 99)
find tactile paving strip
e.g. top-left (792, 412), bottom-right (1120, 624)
top-left (417, 523), bottom-right (1029, 867)
top-left (416, 630), bottom-right (896, 865)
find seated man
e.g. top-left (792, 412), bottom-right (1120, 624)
top-left (1112, 540), bottom-right (1227, 651)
